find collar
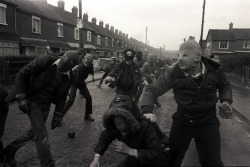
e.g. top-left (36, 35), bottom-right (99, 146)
top-left (184, 62), bottom-right (205, 78)
top-left (53, 59), bottom-right (70, 77)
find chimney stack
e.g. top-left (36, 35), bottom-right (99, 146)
top-left (72, 6), bottom-right (78, 18)
top-left (105, 24), bottom-right (109, 30)
top-left (126, 34), bottom-right (128, 38)
top-left (119, 31), bottom-right (122, 35)
top-left (111, 26), bottom-right (114, 32)
top-left (92, 17), bottom-right (96, 25)
top-left (115, 29), bottom-right (118, 34)
top-left (83, 13), bottom-right (88, 21)
top-left (229, 22), bottom-right (233, 31)
top-left (99, 20), bottom-right (104, 27)
top-left (57, 0), bottom-right (65, 10)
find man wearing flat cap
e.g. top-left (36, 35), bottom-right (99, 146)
top-left (141, 39), bottom-right (233, 166)
top-left (105, 48), bottom-right (148, 98)
top-left (4, 50), bottom-right (80, 167)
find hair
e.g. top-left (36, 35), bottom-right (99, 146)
top-left (123, 48), bottom-right (136, 55)
top-left (179, 40), bottom-right (202, 57)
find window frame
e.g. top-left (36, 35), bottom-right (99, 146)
top-left (57, 22), bottom-right (64, 37)
top-left (97, 35), bottom-right (101, 45)
top-left (87, 31), bottom-right (92, 42)
top-left (74, 28), bottom-right (79, 40)
top-left (242, 40), bottom-right (250, 49)
top-left (105, 37), bottom-right (108, 46)
top-left (32, 16), bottom-right (41, 34)
top-left (0, 3), bottom-right (7, 25)
top-left (219, 41), bottom-right (229, 49)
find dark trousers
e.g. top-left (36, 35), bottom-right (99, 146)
top-left (0, 102), bottom-right (8, 161)
top-left (99, 72), bottom-right (109, 85)
top-left (62, 83), bottom-right (92, 117)
top-left (169, 117), bottom-right (223, 167)
top-left (5, 101), bottom-right (54, 167)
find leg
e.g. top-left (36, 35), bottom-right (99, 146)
top-left (194, 117), bottom-right (223, 167)
top-left (169, 121), bottom-right (193, 167)
top-left (79, 84), bottom-right (94, 121)
top-left (98, 72), bottom-right (109, 86)
top-left (61, 84), bottom-right (77, 117)
top-left (0, 102), bottom-right (8, 162)
top-left (28, 101), bottom-right (54, 167)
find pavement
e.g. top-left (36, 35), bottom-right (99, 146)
top-left (91, 72), bottom-right (250, 124)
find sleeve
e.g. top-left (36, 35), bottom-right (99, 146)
top-left (141, 68), bottom-right (173, 114)
top-left (0, 86), bottom-right (8, 102)
top-left (217, 68), bottom-right (233, 104)
top-left (94, 129), bottom-right (118, 156)
top-left (75, 65), bottom-right (85, 85)
top-left (108, 62), bottom-right (120, 77)
top-left (15, 55), bottom-right (53, 95)
top-left (137, 124), bottom-right (166, 166)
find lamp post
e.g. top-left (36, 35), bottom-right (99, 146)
top-left (79, 0), bottom-right (83, 49)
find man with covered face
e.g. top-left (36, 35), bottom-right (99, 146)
top-left (105, 48), bottom-right (148, 98)
top-left (4, 50), bottom-right (80, 167)
top-left (141, 39), bottom-right (233, 166)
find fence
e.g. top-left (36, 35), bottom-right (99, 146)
top-left (0, 55), bottom-right (38, 85)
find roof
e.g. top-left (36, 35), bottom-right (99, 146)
top-left (13, 0), bottom-right (77, 26)
top-left (208, 28), bottom-right (250, 41)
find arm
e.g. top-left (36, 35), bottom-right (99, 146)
top-left (15, 55), bottom-right (54, 95)
top-left (141, 66), bottom-right (174, 115)
top-left (217, 68), bottom-right (233, 104)
top-left (75, 64), bottom-right (86, 85)
top-left (108, 62), bottom-right (121, 77)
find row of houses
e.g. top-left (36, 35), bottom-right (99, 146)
top-left (0, 0), bottom-right (164, 59)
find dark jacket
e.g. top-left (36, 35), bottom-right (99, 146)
top-left (73, 63), bottom-right (94, 86)
top-left (7, 55), bottom-right (72, 114)
top-left (108, 61), bottom-right (144, 89)
top-left (141, 56), bottom-right (233, 123)
top-left (0, 87), bottom-right (8, 102)
top-left (94, 97), bottom-right (170, 166)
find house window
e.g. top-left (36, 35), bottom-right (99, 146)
top-left (37, 46), bottom-right (47, 55)
top-left (112, 39), bottom-right (114, 47)
top-left (0, 3), bottom-right (7, 25)
top-left (105, 37), bottom-right (108, 46)
top-left (32, 16), bottom-right (41, 33)
top-left (57, 23), bottom-right (63, 37)
top-left (219, 41), bottom-right (229, 49)
top-left (97, 35), bottom-right (101, 45)
top-left (87, 31), bottom-right (92, 42)
top-left (74, 28), bottom-right (79, 40)
top-left (242, 40), bottom-right (250, 49)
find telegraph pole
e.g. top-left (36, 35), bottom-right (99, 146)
top-left (79, 0), bottom-right (83, 48)
top-left (199, 0), bottom-right (206, 47)
top-left (145, 26), bottom-right (148, 45)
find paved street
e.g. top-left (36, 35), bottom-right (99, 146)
top-left (2, 76), bottom-right (250, 167)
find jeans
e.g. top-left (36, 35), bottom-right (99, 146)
top-left (62, 83), bottom-right (92, 117)
top-left (0, 102), bottom-right (8, 161)
top-left (5, 101), bottom-right (54, 167)
top-left (169, 117), bottom-right (223, 167)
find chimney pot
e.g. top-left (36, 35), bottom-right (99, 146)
top-left (92, 17), bottom-right (97, 25)
top-left (229, 22), bottom-right (233, 31)
top-left (57, 0), bottom-right (65, 10)
top-left (83, 13), bottom-right (88, 21)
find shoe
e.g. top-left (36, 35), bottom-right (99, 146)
top-left (84, 115), bottom-right (95, 122)
top-left (5, 155), bottom-right (17, 167)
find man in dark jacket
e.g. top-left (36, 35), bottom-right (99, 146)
top-left (89, 95), bottom-right (170, 167)
top-left (141, 40), bottom-right (233, 166)
top-left (105, 48), bottom-right (148, 98)
top-left (61, 53), bottom-right (95, 122)
top-left (0, 87), bottom-right (8, 167)
top-left (4, 50), bottom-right (80, 167)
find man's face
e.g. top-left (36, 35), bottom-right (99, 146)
top-left (178, 49), bottom-right (200, 72)
top-left (125, 51), bottom-right (134, 65)
top-left (114, 117), bottom-right (130, 137)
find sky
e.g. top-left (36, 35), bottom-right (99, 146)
top-left (47, 0), bottom-right (250, 50)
